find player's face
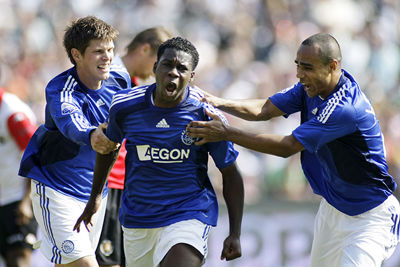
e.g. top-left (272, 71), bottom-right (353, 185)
top-left (295, 44), bottom-right (333, 99)
top-left (74, 39), bottom-right (114, 90)
top-left (153, 48), bottom-right (194, 108)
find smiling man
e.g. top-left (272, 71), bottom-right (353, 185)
top-left (186, 33), bottom-right (400, 267)
top-left (74, 37), bottom-right (244, 267)
top-left (19, 16), bottom-right (130, 267)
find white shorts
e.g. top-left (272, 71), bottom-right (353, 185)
top-left (311, 195), bottom-right (400, 267)
top-left (31, 180), bottom-right (107, 264)
top-left (123, 219), bottom-right (212, 267)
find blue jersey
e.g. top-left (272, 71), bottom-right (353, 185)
top-left (19, 66), bottom-right (130, 201)
top-left (106, 84), bottom-right (239, 228)
top-left (270, 70), bottom-right (396, 215)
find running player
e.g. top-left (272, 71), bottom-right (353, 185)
top-left (97, 26), bottom-right (171, 267)
top-left (75, 37), bottom-right (244, 267)
top-left (18, 16), bottom-right (129, 267)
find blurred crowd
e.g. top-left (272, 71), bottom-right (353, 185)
top-left (1, 0), bottom-right (399, 205)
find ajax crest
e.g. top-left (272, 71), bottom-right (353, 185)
top-left (181, 130), bottom-right (196, 145)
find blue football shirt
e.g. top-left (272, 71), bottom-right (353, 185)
top-left (19, 66), bottom-right (130, 201)
top-left (270, 70), bottom-right (396, 215)
top-left (106, 84), bottom-right (239, 228)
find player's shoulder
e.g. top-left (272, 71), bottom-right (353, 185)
top-left (110, 68), bottom-right (131, 89)
top-left (110, 84), bottom-right (149, 110)
top-left (46, 68), bottom-right (78, 93)
top-left (186, 86), bottom-right (229, 124)
top-left (187, 85), bottom-right (205, 102)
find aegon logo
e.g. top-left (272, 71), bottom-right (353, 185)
top-left (136, 145), bottom-right (190, 163)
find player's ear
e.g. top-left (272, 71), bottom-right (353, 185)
top-left (329, 59), bottom-right (339, 71)
top-left (189, 71), bottom-right (195, 83)
top-left (71, 48), bottom-right (82, 64)
top-left (141, 43), bottom-right (151, 55)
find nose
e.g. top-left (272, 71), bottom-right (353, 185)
top-left (168, 67), bottom-right (179, 78)
top-left (104, 50), bottom-right (113, 61)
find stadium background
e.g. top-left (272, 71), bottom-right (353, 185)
top-left (0, 0), bottom-right (399, 266)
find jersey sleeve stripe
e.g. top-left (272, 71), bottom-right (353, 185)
top-left (204, 103), bottom-right (229, 125)
top-left (317, 88), bottom-right (345, 124)
top-left (71, 113), bottom-right (90, 132)
top-left (60, 76), bottom-right (76, 104)
top-left (110, 88), bottom-right (147, 109)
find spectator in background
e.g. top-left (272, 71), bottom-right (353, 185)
top-left (96, 26), bottom-right (171, 267)
top-left (0, 87), bottom-right (37, 267)
top-left (187, 33), bottom-right (400, 267)
top-left (18, 16), bottom-right (128, 267)
top-left (74, 37), bottom-right (244, 267)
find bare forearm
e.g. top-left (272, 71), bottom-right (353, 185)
top-left (221, 164), bottom-right (244, 237)
top-left (90, 149), bottom-right (120, 197)
top-left (225, 127), bottom-right (303, 158)
top-left (216, 99), bottom-right (269, 121)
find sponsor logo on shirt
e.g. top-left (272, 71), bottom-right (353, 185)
top-left (136, 144), bottom-right (190, 163)
top-left (61, 102), bottom-right (79, 115)
top-left (312, 107), bottom-right (318, 115)
top-left (156, 118), bottom-right (170, 128)
top-left (96, 98), bottom-right (105, 107)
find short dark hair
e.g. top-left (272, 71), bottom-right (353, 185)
top-left (157, 37), bottom-right (199, 70)
top-left (126, 27), bottom-right (171, 55)
top-left (301, 33), bottom-right (342, 65)
top-left (63, 16), bottom-right (118, 65)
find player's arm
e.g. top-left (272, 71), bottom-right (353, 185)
top-left (200, 88), bottom-right (284, 121)
top-left (187, 110), bottom-right (304, 157)
top-left (73, 148), bottom-right (120, 232)
top-left (47, 87), bottom-right (118, 154)
top-left (219, 162), bottom-right (244, 261)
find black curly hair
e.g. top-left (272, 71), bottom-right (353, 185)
top-left (157, 37), bottom-right (199, 70)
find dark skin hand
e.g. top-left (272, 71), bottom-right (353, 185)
top-left (221, 234), bottom-right (241, 261)
top-left (186, 109), bottom-right (229, 145)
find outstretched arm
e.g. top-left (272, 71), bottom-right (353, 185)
top-left (187, 110), bottom-right (304, 158)
top-left (219, 163), bottom-right (244, 261)
top-left (73, 148), bottom-right (120, 232)
top-left (200, 89), bottom-right (284, 121)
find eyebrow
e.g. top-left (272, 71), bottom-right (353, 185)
top-left (294, 60), bottom-right (313, 68)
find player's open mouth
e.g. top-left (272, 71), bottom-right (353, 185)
top-left (165, 82), bottom-right (177, 95)
top-left (98, 64), bottom-right (110, 73)
top-left (301, 82), bottom-right (310, 91)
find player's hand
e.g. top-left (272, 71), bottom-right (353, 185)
top-left (193, 86), bottom-right (221, 107)
top-left (220, 234), bottom-right (242, 261)
top-left (186, 109), bottom-right (228, 145)
top-left (73, 197), bottom-right (102, 233)
top-left (90, 123), bottom-right (120, 154)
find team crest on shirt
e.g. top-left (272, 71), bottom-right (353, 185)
top-left (99, 239), bottom-right (114, 256)
top-left (181, 130), bottom-right (197, 145)
top-left (61, 240), bottom-right (74, 254)
top-left (61, 102), bottom-right (79, 115)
